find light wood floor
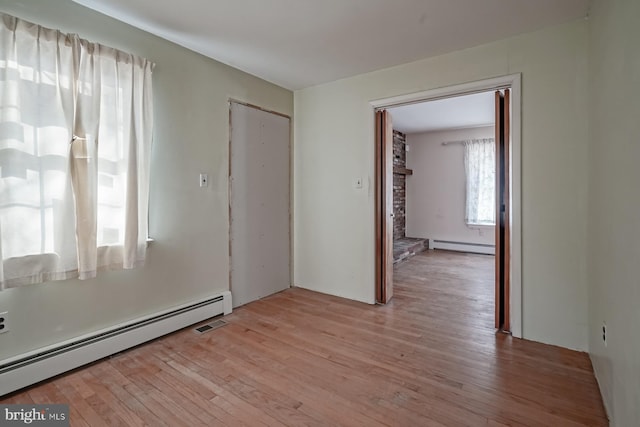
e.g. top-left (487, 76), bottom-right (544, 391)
top-left (2, 251), bottom-right (608, 426)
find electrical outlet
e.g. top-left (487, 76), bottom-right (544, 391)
top-left (602, 322), bottom-right (607, 347)
top-left (0, 311), bottom-right (8, 334)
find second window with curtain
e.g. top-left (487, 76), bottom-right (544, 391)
top-left (463, 138), bottom-right (495, 226)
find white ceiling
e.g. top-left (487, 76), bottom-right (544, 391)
top-left (388, 91), bottom-right (495, 134)
top-left (72, 0), bottom-right (589, 90)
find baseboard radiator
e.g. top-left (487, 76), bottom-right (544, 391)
top-left (0, 291), bottom-right (232, 397)
top-left (428, 239), bottom-right (495, 255)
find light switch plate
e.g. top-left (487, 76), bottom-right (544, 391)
top-left (199, 173), bottom-right (209, 187)
top-left (354, 177), bottom-right (363, 189)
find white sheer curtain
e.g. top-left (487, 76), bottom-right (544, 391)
top-left (463, 138), bottom-right (495, 226)
top-left (0, 13), bottom-right (154, 289)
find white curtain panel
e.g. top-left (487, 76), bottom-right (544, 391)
top-left (0, 13), bottom-right (154, 288)
top-left (463, 138), bottom-right (495, 226)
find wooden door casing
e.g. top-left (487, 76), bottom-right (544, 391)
top-left (494, 89), bottom-right (511, 331)
top-left (375, 110), bottom-right (394, 304)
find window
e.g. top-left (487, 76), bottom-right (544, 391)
top-left (463, 139), bottom-right (495, 226)
top-left (0, 13), bottom-right (154, 289)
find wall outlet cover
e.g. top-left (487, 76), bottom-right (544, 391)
top-left (0, 311), bottom-right (8, 334)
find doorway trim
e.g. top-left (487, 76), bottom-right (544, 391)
top-left (228, 99), bottom-right (293, 308)
top-left (370, 74), bottom-right (522, 339)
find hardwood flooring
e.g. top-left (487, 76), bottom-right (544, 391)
top-left (1, 250), bottom-right (608, 426)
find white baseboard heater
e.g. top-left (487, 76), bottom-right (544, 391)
top-left (0, 291), bottom-right (232, 397)
top-left (428, 239), bottom-right (495, 255)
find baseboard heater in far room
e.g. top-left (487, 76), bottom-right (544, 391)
top-left (428, 239), bottom-right (495, 255)
top-left (0, 291), bottom-right (232, 397)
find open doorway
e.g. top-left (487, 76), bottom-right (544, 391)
top-left (373, 76), bottom-right (521, 336)
top-left (389, 92), bottom-right (496, 260)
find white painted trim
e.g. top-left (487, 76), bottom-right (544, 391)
top-left (371, 75), bottom-right (516, 109)
top-left (508, 74), bottom-right (523, 339)
top-left (371, 74), bottom-right (523, 339)
top-left (0, 292), bottom-right (232, 397)
top-left (222, 290), bottom-right (233, 315)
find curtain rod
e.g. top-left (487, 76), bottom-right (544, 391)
top-left (442, 137), bottom-right (495, 146)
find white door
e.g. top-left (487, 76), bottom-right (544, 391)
top-left (229, 102), bottom-right (290, 308)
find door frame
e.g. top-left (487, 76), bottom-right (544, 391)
top-left (375, 110), bottom-right (395, 304)
top-left (228, 99), bottom-right (293, 307)
top-left (370, 74), bottom-right (522, 338)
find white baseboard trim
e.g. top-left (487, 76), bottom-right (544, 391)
top-left (429, 239), bottom-right (495, 255)
top-left (0, 291), bottom-right (232, 397)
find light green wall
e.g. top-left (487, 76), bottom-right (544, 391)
top-left (0, 0), bottom-right (293, 360)
top-left (588, 0), bottom-right (640, 424)
top-left (294, 20), bottom-right (589, 351)
top-left (4, 4), bottom-right (638, 420)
